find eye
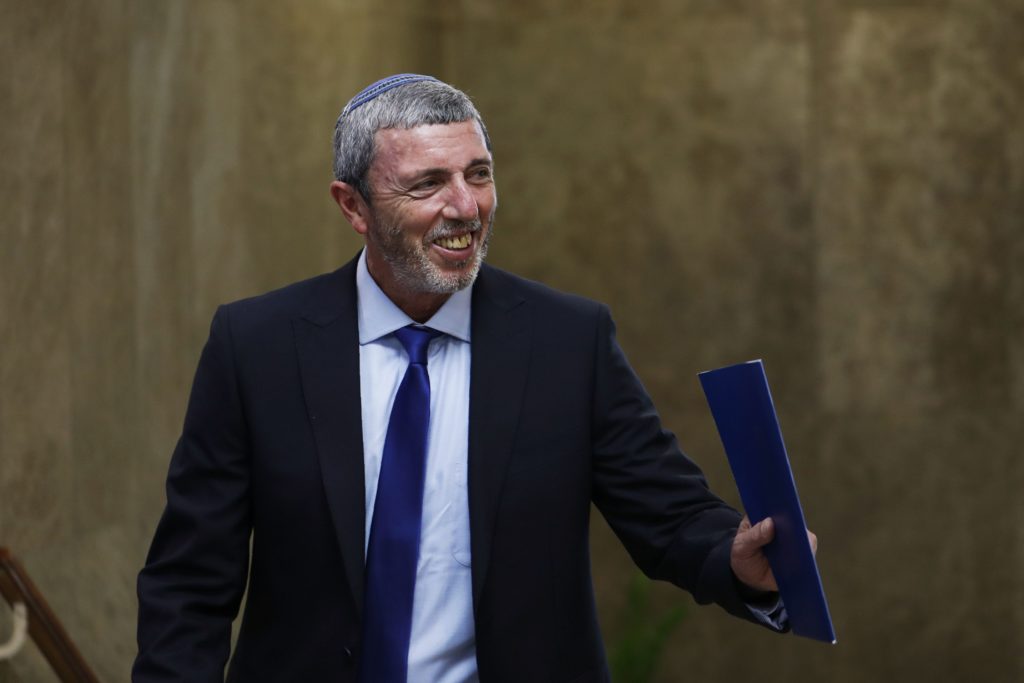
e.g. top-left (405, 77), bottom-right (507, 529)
top-left (468, 166), bottom-right (493, 183)
top-left (409, 178), bottom-right (441, 195)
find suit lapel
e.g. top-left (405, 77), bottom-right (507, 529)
top-left (468, 266), bottom-right (531, 611)
top-left (292, 259), bottom-right (367, 615)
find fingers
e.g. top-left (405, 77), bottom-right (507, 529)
top-left (742, 517), bottom-right (820, 553)
top-left (750, 517), bottom-right (774, 547)
top-left (735, 516), bottom-right (775, 552)
top-left (731, 517), bottom-right (778, 593)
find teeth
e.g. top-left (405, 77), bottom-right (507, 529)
top-left (436, 234), bottom-right (472, 250)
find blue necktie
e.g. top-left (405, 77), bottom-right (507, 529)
top-left (360, 325), bottom-right (441, 683)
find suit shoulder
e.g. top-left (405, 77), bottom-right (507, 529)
top-left (209, 261), bottom-right (357, 347)
top-left (478, 264), bottom-right (607, 320)
top-left (223, 271), bottom-right (331, 313)
top-left (224, 261), bottom-right (353, 316)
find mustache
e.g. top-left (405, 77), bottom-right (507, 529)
top-left (425, 219), bottom-right (483, 242)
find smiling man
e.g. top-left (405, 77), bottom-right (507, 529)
top-left (332, 118), bottom-right (496, 321)
top-left (134, 75), bottom-right (796, 683)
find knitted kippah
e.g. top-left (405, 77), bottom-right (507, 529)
top-left (340, 73), bottom-right (439, 117)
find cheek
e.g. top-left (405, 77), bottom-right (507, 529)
top-left (476, 190), bottom-right (497, 219)
top-left (386, 210), bottom-right (435, 241)
top-left (412, 217), bottom-right (443, 246)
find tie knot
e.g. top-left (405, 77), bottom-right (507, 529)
top-left (393, 325), bottom-right (441, 365)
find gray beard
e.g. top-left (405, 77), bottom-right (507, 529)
top-left (369, 215), bottom-right (493, 295)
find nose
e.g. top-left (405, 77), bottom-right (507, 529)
top-left (441, 176), bottom-right (480, 222)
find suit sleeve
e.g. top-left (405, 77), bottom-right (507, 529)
top-left (588, 305), bottom-right (779, 625)
top-left (134, 305), bottom-right (253, 682)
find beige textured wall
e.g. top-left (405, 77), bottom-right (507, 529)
top-left (1, 1), bottom-right (1021, 681)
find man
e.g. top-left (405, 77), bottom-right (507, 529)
top-left (135, 74), bottom-right (803, 683)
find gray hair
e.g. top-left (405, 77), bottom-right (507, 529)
top-left (332, 79), bottom-right (491, 203)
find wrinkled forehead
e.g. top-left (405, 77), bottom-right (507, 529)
top-left (374, 119), bottom-right (488, 151)
top-left (370, 121), bottom-right (492, 179)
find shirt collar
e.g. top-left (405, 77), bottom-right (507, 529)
top-left (356, 249), bottom-right (473, 345)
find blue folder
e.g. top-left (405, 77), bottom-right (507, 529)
top-left (699, 360), bottom-right (836, 643)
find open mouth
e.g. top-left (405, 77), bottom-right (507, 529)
top-left (433, 233), bottom-right (473, 251)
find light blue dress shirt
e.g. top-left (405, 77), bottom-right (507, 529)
top-left (356, 251), bottom-right (479, 683)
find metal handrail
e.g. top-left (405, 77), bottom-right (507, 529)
top-left (0, 548), bottom-right (100, 682)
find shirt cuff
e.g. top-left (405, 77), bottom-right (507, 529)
top-left (735, 579), bottom-right (789, 632)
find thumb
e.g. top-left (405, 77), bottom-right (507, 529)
top-left (746, 517), bottom-right (775, 549)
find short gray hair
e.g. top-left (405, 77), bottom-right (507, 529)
top-left (332, 79), bottom-right (491, 203)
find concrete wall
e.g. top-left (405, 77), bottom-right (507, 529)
top-left (1, 1), bottom-right (1021, 680)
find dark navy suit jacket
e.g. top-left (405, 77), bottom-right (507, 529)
top-left (134, 256), bottom-right (760, 682)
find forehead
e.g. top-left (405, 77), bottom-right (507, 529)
top-left (371, 120), bottom-right (490, 177)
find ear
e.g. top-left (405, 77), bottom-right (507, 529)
top-left (329, 180), bottom-right (371, 236)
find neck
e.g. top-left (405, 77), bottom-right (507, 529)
top-left (365, 258), bottom-right (451, 323)
top-left (387, 289), bottom-right (450, 324)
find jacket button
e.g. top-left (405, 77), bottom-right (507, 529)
top-left (343, 646), bottom-right (354, 666)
